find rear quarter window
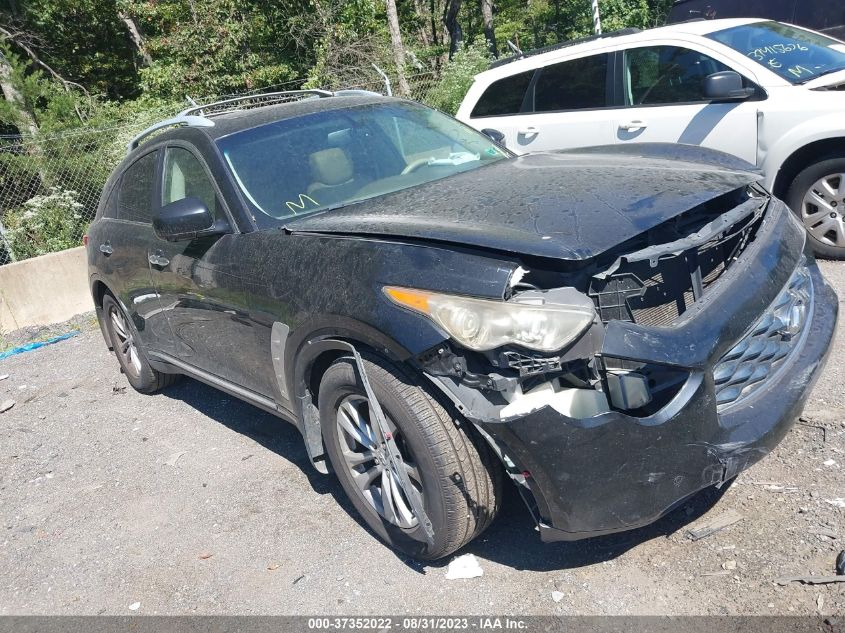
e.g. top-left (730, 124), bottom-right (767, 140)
top-left (116, 151), bottom-right (158, 224)
top-left (470, 70), bottom-right (534, 118)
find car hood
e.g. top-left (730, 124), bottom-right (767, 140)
top-left (285, 145), bottom-right (761, 261)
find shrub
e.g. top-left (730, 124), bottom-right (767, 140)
top-left (425, 41), bottom-right (492, 114)
top-left (4, 187), bottom-right (87, 260)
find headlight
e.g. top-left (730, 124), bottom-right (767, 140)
top-left (384, 286), bottom-right (596, 352)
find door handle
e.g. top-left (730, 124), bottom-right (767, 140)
top-left (517, 126), bottom-right (540, 137)
top-left (148, 251), bottom-right (170, 267)
top-left (99, 242), bottom-right (113, 255)
top-left (619, 120), bottom-right (648, 131)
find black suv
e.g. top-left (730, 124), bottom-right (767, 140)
top-left (87, 91), bottom-right (837, 559)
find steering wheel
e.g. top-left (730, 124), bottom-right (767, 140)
top-left (401, 158), bottom-right (431, 175)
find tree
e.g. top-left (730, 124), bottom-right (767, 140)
top-left (480, 0), bottom-right (497, 57)
top-left (443, 0), bottom-right (463, 58)
top-left (385, 0), bottom-right (411, 96)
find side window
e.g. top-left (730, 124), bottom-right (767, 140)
top-left (162, 147), bottom-right (220, 216)
top-left (624, 45), bottom-right (734, 105)
top-left (470, 70), bottom-right (534, 118)
top-left (533, 53), bottom-right (610, 112)
top-left (116, 151), bottom-right (158, 223)
top-left (374, 116), bottom-right (453, 163)
top-left (99, 183), bottom-right (119, 219)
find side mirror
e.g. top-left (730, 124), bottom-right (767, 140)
top-left (153, 197), bottom-right (227, 242)
top-left (481, 128), bottom-right (506, 144)
top-left (703, 71), bottom-right (756, 101)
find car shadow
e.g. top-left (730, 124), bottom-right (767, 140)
top-left (159, 377), bottom-right (338, 497)
top-left (159, 377), bottom-right (733, 574)
top-left (455, 478), bottom-right (733, 572)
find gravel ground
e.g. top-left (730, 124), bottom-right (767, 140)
top-left (0, 262), bottom-right (843, 616)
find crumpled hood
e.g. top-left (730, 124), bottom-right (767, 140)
top-left (285, 145), bottom-right (762, 261)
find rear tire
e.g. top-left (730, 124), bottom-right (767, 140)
top-left (318, 353), bottom-right (502, 560)
top-left (102, 294), bottom-right (180, 394)
top-left (785, 156), bottom-right (845, 260)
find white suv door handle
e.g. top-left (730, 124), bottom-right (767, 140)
top-left (518, 126), bottom-right (540, 137)
top-left (619, 120), bottom-right (648, 131)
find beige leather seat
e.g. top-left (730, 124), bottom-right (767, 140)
top-left (307, 147), bottom-right (363, 207)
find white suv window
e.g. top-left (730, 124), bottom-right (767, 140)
top-left (534, 53), bottom-right (610, 112)
top-left (470, 70), bottom-right (534, 118)
top-left (623, 45), bottom-right (733, 105)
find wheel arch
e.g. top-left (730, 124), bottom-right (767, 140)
top-left (90, 277), bottom-right (115, 350)
top-left (283, 319), bottom-right (421, 473)
top-left (770, 137), bottom-right (845, 200)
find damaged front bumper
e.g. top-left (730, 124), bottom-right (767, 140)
top-left (434, 201), bottom-right (839, 541)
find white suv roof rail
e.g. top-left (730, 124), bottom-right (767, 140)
top-left (126, 89), bottom-right (341, 154)
top-left (489, 27), bottom-right (641, 69)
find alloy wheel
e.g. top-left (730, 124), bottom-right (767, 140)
top-left (109, 305), bottom-right (143, 377)
top-left (335, 394), bottom-right (423, 529)
top-left (801, 173), bottom-right (845, 249)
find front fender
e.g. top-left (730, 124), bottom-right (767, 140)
top-left (761, 113), bottom-right (845, 190)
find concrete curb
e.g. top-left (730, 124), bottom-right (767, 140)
top-left (0, 246), bottom-right (93, 332)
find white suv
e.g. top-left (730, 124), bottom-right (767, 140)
top-left (456, 18), bottom-right (845, 258)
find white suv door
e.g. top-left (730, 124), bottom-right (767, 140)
top-left (464, 53), bottom-right (618, 153)
top-left (610, 44), bottom-right (760, 165)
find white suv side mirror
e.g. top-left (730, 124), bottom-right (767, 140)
top-left (703, 71), bottom-right (756, 101)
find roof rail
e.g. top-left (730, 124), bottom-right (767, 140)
top-left (126, 89), bottom-right (337, 155)
top-left (126, 114), bottom-right (214, 154)
top-left (182, 89), bottom-right (334, 116)
top-left (488, 28), bottom-right (641, 69)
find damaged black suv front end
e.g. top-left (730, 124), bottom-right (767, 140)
top-left (288, 143), bottom-right (838, 542)
top-left (433, 194), bottom-right (835, 540)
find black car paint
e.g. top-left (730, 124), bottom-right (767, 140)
top-left (87, 96), bottom-right (837, 541)
top-left (285, 148), bottom-right (760, 261)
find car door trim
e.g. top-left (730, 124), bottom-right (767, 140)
top-left (148, 351), bottom-right (294, 422)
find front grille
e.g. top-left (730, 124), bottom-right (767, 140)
top-left (589, 194), bottom-right (766, 326)
top-left (713, 264), bottom-right (812, 408)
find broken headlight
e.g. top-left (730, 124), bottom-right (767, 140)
top-left (384, 286), bottom-right (596, 353)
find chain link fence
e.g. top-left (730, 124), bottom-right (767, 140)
top-left (0, 71), bottom-right (439, 266)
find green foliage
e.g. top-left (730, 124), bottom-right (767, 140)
top-left (10, 0), bottom-right (140, 100)
top-left (4, 188), bottom-right (87, 260)
top-left (426, 41), bottom-right (491, 114)
top-left (125, 0), bottom-right (303, 99)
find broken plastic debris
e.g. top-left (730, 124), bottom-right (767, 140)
top-left (551, 591), bottom-right (564, 603)
top-left (0, 374), bottom-right (8, 381)
top-left (825, 498), bottom-right (845, 508)
top-left (0, 400), bottom-right (15, 413)
top-left (128, 602), bottom-right (141, 611)
top-left (836, 551), bottom-right (845, 576)
top-left (722, 560), bottom-right (737, 570)
top-left (687, 509), bottom-right (743, 540)
top-left (774, 575), bottom-right (845, 586)
top-left (445, 553), bottom-right (484, 580)
top-left (164, 451), bottom-right (186, 467)
top-left (823, 459), bottom-right (837, 467)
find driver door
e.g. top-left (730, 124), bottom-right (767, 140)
top-left (610, 44), bottom-right (760, 165)
top-left (149, 144), bottom-right (273, 395)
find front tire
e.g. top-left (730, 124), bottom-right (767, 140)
top-left (786, 157), bottom-right (845, 260)
top-left (102, 294), bottom-right (179, 394)
top-left (318, 354), bottom-right (502, 560)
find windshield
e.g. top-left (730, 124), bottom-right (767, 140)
top-left (216, 101), bottom-right (509, 227)
top-left (707, 21), bottom-right (845, 84)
